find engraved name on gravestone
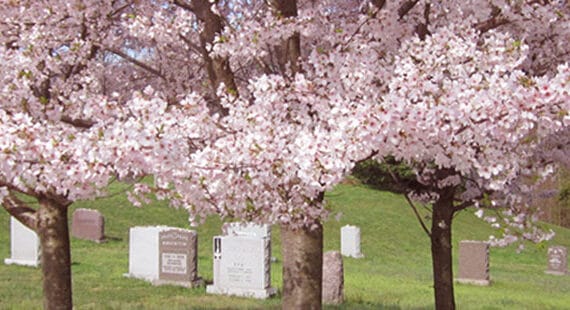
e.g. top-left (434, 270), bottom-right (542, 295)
top-left (4, 217), bottom-right (40, 267)
top-left (546, 246), bottom-right (568, 275)
top-left (341, 225), bottom-right (364, 258)
top-left (71, 208), bottom-right (105, 243)
top-left (322, 251), bottom-right (344, 305)
top-left (158, 229), bottom-right (200, 284)
top-left (456, 240), bottom-right (490, 285)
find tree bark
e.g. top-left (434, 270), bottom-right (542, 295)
top-left (430, 187), bottom-right (456, 310)
top-left (37, 197), bottom-right (72, 310)
top-left (281, 222), bottom-right (323, 310)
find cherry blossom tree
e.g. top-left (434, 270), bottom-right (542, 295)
top-left (2, 1), bottom-right (569, 310)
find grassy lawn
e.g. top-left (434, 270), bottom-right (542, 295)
top-left (1, 182), bottom-right (570, 309)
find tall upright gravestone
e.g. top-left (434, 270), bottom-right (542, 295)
top-left (456, 240), bottom-right (491, 285)
top-left (341, 225), bottom-right (364, 258)
top-left (4, 217), bottom-right (40, 267)
top-left (71, 208), bottom-right (105, 243)
top-left (207, 222), bottom-right (276, 299)
top-left (545, 246), bottom-right (568, 275)
top-left (125, 226), bottom-right (203, 287)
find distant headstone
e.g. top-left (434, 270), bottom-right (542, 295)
top-left (341, 225), bottom-right (364, 258)
top-left (124, 226), bottom-right (203, 287)
top-left (207, 223), bottom-right (276, 299)
top-left (545, 246), bottom-right (568, 275)
top-left (71, 208), bottom-right (105, 243)
top-left (456, 241), bottom-right (490, 286)
top-left (4, 217), bottom-right (40, 267)
top-left (322, 251), bottom-right (344, 305)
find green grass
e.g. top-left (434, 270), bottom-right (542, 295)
top-left (1, 182), bottom-right (570, 309)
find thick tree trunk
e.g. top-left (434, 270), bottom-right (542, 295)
top-left (281, 222), bottom-right (323, 310)
top-left (430, 188), bottom-right (456, 310)
top-left (37, 197), bottom-right (72, 310)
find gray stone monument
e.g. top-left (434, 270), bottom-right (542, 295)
top-left (4, 217), bottom-right (40, 267)
top-left (322, 251), bottom-right (344, 305)
top-left (71, 208), bottom-right (105, 243)
top-left (456, 240), bottom-right (490, 285)
top-left (341, 225), bottom-right (364, 258)
top-left (207, 223), bottom-right (276, 298)
top-left (125, 226), bottom-right (202, 287)
top-left (545, 246), bottom-right (568, 275)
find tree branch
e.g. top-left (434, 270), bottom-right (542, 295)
top-left (2, 191), bottom-right (38, 231)
top-left (386, 165), bottom-right (432, 237)
top-left (103, 46), bottom-right (166, 80)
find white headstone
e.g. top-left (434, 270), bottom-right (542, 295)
top-left (341, 225), bottom-right (364, 258)
top-left (4, 217), bottom-right (40, 267)
top-left (207, 233), bottom-right (276, 298)
top-left (124, 226), bottom-right (202, 287)
top-left (222, 222), bottom-right (271, 238)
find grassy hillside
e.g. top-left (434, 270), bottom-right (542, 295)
top-left (1, 182), bottom-right (569, 309)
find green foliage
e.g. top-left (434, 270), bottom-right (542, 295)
top-left (1, 183), bottom-right (570, 309)
top-left (351, 158), bottom-right (416, 193)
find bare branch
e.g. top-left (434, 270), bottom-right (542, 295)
top-left (103, 46), bottom-right (166, 80)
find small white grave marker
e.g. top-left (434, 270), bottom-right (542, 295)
top-left (4, 217), bottom-right (40, 267)
top-left (341, 225), bottom-right (364, 258)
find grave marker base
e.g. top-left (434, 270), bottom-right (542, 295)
top-left (206, 285), bottom-right (277, 299)
top-left (4, 258), bottom-right (40, 267)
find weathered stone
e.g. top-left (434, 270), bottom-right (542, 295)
top-left (71, 208), bottom-right (105, 242)
top-left (222, 222), bottom-right (271, 238)
top-left (322, 251), bottom-right (344, 305)
top-left (456, 240), bottom-right (490, 286)
top-left (545, 246), bottom-right (568, 275)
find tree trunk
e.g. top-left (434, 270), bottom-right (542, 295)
top-left (281, 222), bottom-right (323, 310)
top-left (37, 197), bottom-right (72, 310)
top-left (430, 188), bottom-right (456, 310)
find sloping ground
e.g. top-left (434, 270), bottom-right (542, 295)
top-left (1, 183), bottom-right (569, 309)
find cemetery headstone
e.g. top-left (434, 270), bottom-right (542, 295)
top-left (124, 226), bottom-right (203, 287)
top-left (322, 251), bottom-right (344, 305)
top-left (71, 208), bottom-right (105, 243)
top-left (341, 225), bottom-right (364, 258)
top-left (4, 217), bottom-right (40, 267)
top-left (456, 240), bottom-right (490, 285)
top-left (545, 246), bottom-right (568, 275)
top-left (207, 222), bottom-right (276, 298)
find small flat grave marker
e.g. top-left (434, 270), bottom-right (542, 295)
top-left (71, 208), bottom-right (105, 243)
top-left (341, 225), bottom-right (364, 258)
top-left (4, 217), bottom-right (40, 267)
top-left (456, 240), bottom-right (490, 286)
top-left (545, 246), bottom-right (568, 275)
